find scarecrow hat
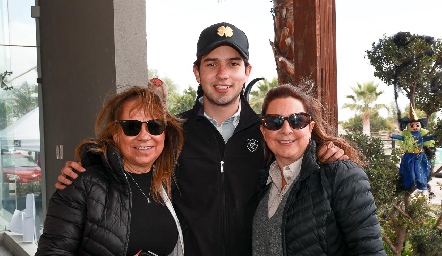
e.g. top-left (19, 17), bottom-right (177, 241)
top-left (399, 104), bottom-right (427, 130)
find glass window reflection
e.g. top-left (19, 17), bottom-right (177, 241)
top-left (0, 0), bottom-right (41, 242)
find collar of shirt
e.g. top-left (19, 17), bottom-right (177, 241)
top-left (266, 157), bottom-right (303, 218)
top-left (199, 97), bottom-right (241, 142)
top-left (266, 157), bottom-right (303, 191)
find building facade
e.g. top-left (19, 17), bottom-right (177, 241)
top-left (0, 1), bottom-right (148, 248)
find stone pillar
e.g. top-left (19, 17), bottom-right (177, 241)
top-left (36, 0), bottom-right (147, 212)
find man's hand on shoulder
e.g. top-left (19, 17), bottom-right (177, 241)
top-left (317, 142), bottom-right (349, 163)
top-left (55, 161), bottom-right (85, 190)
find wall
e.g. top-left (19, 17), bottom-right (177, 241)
top-left (37, 0), bottom-right (148, 215)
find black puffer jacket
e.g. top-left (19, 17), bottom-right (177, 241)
top-left (174, 95), bottom-right (265, 256)
top-left (257, 142), bottom-right (386, 256)
top-left (36, 144), bottom-right (184, 256)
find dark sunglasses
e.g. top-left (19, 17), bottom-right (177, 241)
top-left (261, 112), bottom-right (312, 130)
top-left (116, 119), bottom-right (166, 136)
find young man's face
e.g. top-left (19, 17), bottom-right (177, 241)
top-left (193, 45), bottom-right (252, 107)
top-left (409, 121), bottom-right (421, 132)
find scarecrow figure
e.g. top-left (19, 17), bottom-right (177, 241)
top-left (389, 104), bottom-right (436, 190)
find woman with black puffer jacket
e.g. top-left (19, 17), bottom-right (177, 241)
top-left (252, 84), bottom-right (386, 256)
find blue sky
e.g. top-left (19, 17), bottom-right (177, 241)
top-left (146, 0), bottom-right (442, 121)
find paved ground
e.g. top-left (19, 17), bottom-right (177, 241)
top-left (414, 164), bottom-right (442, 207)
top-left (0, 246), bottom-right (13, 256)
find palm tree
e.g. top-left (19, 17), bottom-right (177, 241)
top-left (270, 0), bottom-right (338, 129)
top-left (342, 81), bottom-right (387, 136)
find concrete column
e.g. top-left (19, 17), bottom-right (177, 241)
top-left (114, 0), bottom-right (148, 92)
top-left (36, 0), bottom-right (147, 213)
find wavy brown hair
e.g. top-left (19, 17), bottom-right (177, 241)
top-left (75, 86), bottom-right (184, 204)
top-left (261, 84), bottom-right (364, 167)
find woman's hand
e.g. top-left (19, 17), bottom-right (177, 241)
top-left (55, 161), bottom-right (85, 190)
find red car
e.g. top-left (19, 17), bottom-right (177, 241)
top-left (1, 153), bottom-right (42, 183)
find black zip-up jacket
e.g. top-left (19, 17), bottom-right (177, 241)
top-left (174, 95), bottom-right (265, 256)
top-left (36, 145), bottom-right (133, 255)
top-left (256, 142), bottom-right (386, 255)
top-left (36, 144), bottom-right (184, 256)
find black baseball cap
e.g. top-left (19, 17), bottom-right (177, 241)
top-left (196, 22), bottom-right (249, 59)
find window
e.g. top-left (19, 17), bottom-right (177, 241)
top-left (0, 0), bottom-right (41, 242)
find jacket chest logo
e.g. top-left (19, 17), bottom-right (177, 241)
top-left (247, 138), bottom-right (259, 152)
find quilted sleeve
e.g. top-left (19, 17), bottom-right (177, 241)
top-left (332, 161), bottom-right (386, 255)
top-left (35, 173), bottom-right (89, 255)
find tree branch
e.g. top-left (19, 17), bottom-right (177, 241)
top-left (436, 212), bottom-right (442, 230)
top-left (389, 206), bottom-right (398, 227)
top-left (382, 234), bottom-right (399, 256)
top-left (393, 204), bottom-right (411, 218)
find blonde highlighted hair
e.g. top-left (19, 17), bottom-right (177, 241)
top-left (75, 86), bottom-right (184, 203)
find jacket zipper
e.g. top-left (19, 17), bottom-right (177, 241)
top-left (203, 116), bottom-right (227, 255)
top-left (202, 110), bottom-right (259, 256)
top-left (219, 119), bottom-right (258, 256)
top-left (220, 160), bottom-right (226, 255)
top-left (114, 152), bottom-right (132, 255)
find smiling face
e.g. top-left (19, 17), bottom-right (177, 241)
top-left (113, 99), bottom-right (165, 172)
top-left (260, 97), bottom-right (315, 167)
top-left (409, 121), bottom-right (421, 132)
top-left (193, 45), bottom-right (251, 108)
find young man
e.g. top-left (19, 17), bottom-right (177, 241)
top-left (56, 22), bottom-right (346, 255)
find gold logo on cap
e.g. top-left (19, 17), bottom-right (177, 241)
top-left (217, 26), bottom-right (233, 38)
